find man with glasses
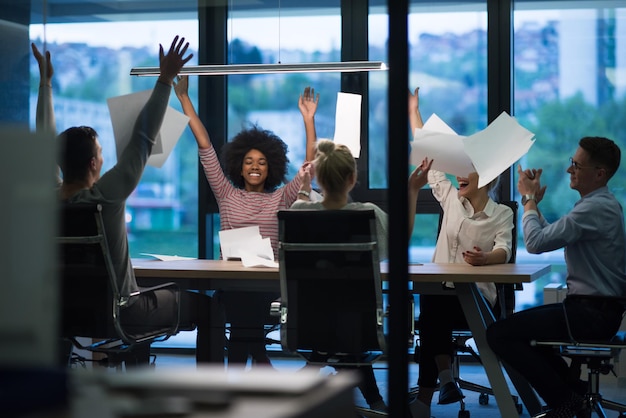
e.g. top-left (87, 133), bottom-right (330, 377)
top-left (486, 137), bottom-right (626, 418)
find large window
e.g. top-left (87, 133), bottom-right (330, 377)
top-left (4, 0), bottom-right (624, 312)
top-left (513, 1), bottom-right (626, 308)
top-left (29, 17), bottom-right (200, 258)
top-left (369, 2), bottom-right (488, 263)
top-left (202, 5), bottom-right (343, 259)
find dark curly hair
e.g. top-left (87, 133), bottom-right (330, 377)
top-left (221, 125), bottom-right (289, 192)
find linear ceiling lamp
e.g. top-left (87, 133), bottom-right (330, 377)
top-left (130, 61), bottom-right (388, 76)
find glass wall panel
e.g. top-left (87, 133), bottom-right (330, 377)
top-left (27, 10), bottom-right (200, 259)
top-left (225, 6), bottom-right (341, 175)
top-left (513, 1), bottom-right (626, 307)
top-left (205, 5), bottom-right (342, 258)
top-left (369, 2), bottom-right (488, 263)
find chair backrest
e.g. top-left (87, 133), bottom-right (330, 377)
top-left (500, 200), bottom-right (518, 264)
top-left (496, 200), bottom-right (519, 318)
top-left (277, 209), bottom-right (385, 362)
top-left (57, 203), bottom-right (128, 344)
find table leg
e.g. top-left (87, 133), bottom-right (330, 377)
top-left (455, 283), bottom-right (522, 418)
top-left (209, 290), bottom-right (227, 364)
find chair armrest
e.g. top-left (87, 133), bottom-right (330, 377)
top-left (134, 282), bottom-right (179, 295)
top-left (124, 282), bottom-right (181, 342)
top-left (270, 298), bottom-right (282, 317)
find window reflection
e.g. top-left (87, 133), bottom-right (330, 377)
top-left (368, 4), bottom-right (488, 191)
top-left (513, 2), bottom-right (626, 307)
top-left (368, 2), bottom-right (488, 267)
top-left (23, 1), bottom-right (626, 312)
top-left (215, 10), bottom-right (343, 250)
top-left (30, 20), bottom-right (200, 258)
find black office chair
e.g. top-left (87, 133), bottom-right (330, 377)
top-left (274, 209), bottom-right (387, 417)
top-left (58, 203), bottom-right (180, 369)
top-left (531, 301), bottom-right (626, 418)
top-left (413, 200), bottom-right (522, 418)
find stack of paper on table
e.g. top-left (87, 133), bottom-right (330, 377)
top-left (218, 226), bottom-right (278, 268)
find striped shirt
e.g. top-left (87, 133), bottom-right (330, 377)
top-left (199, 146), bottom-right (301, 260)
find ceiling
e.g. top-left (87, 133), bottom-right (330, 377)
top-left (0, 0), bottom-right (603, 26)
top-left (0, 0), bottom-right (505, 24)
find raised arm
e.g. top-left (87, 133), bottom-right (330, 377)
top-left (408, 87), bottom-right (423, 138)
top-left (157, 36), bottom-right (193, 86)
top-left (407, 157), bottom-right (433, 239)
top-left (32, 43), bottom-right (56, 135)
top-left (298, 86), bottom-right (319, 162)
top-left (517, 164), bottom-right (547, 217)
top-left (32, 42), bottom-right (61, 185)
top-left (98, 35), bottom-right (192, 200)
top-left (174, 75), bottom-right (211, 149)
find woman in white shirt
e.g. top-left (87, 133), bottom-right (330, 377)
top-left (408, 87), bottom-right (514, 418)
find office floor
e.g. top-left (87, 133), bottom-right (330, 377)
top-left (149, 346), bottom-right (626, 418)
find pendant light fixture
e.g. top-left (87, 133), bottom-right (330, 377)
top-left (130, 61), bottom-right (387, 76)
top-left (131, 1), bottom-right (387, 77)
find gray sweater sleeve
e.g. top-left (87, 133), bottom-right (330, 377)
top-left (95, 80), bottom-right (172, 202)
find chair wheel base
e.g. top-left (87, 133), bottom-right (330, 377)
top-left (458, 409), bottom-right (470, 418)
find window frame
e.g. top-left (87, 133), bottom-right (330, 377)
top-left (197, 0), bottom-right (514, 259)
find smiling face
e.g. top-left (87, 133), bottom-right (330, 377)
top-left (456, 172), bottom-right (480, 199)
top-left (567, 147), bottom-right (603, 197)
top-left (241, 148), bottom-right (269, 192)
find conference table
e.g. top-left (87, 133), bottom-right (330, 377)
top-left (134, 259), bottom-right (550, 418)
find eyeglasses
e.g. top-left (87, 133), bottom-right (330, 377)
top-left (569, 157), bottom-right (601, 171)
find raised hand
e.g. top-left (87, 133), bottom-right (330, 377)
top-left (158, 36), bottom-right (193, 85)
top-left (173, 75), bottom-right (190, 100)
top-left (409, 157), bottom-right (433, 192)
top-left (534, 182), bottom-right (547, 204)
top-left (298, 161), bottom-right (314, 192)
top-left (408, 87), bottom-right (419, 113)
top-left (31, 43), bottom-right (53, 86)
top-left (408, 86), bottom-right (424, 133)
top-left (298, 86), bottom-right (319, 120)
top-left (517, 164), bottom-right (546, 203)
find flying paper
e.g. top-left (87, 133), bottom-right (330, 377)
top-left (333, 92), bottom-right (362, 158)
top-left (410, 111), bottom-right (535, 188)
top-left (464, 112), bottom-right (536, 188)
top-left (108, 89), bottom-right (189, 168)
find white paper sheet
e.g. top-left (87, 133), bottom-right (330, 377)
top-left (410, 114), bottom-right (475, 176)
top-left (140, 253), bottom-right (196, 261)
top-left (310, 189), bottom-right (323, 202)
top-left (464, 111), bottom-right (536, 188)
top-left (218, 226), bottom-right (275, 264)
top-left (418, 113), bottom-right (458, 136)
top-left (409, 112), bottom-right (535, 187)
top-left (240, 249), bottom-right (279, 268)
top-left (410, 129), bottom-right (474, 176)
top-left (107, 89), bottom-right (189, 168)
top-left (333, 92), bottom-right (362, 158)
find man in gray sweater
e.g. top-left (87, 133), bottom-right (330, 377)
top-left (34, 36), bottom-right (218, 365)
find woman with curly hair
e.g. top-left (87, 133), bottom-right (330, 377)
top-left (221, 126), bottom-right (290, 192)
top-left (174, 75), bottom-right (317, 366)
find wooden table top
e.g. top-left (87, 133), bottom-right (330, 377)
top-left (133, 258), bottom-right (550, 284)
